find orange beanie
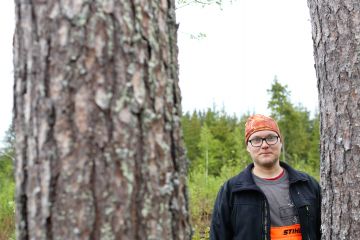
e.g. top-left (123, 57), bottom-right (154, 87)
top-left (245, 114), bottom-right (281, 143)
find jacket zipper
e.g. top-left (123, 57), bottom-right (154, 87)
top-left (306, 206), bottom-right (311, 240)
top-left (263, 200), bottom-right (268, 240)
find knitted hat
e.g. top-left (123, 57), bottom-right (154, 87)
top-left (245, 114), bottom-right (281, 143)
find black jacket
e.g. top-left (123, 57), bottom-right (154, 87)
top-left (210, 162), bottom-right (321, 240)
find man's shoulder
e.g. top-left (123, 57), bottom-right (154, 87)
top-left (292, 168), bottom-right (319, 184)
top-left (287, 166), bottom-right (320, 193)
top-left (221, 164), bottom-right (255, 191)
top-left (281, 162), bottom-right (319, 183)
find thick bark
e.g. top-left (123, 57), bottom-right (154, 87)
top-left (307, 0), bottom-right (360, 239)
top-left (13, 0), bottom-right (191, 239)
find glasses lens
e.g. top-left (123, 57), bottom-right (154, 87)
top-left (250, 138), bottom-right (262, 147)
top-left (266, 136), bottom-right (278, 145)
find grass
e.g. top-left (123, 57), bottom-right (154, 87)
top-left (0, 154), bottom-right (15, 240)
top-left (189, 164), bottom-right (244, 239)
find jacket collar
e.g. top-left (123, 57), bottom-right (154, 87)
top-left (279, 161), bottom-right (308, 184)
top-left (231, 161), bottom-right (308, 193)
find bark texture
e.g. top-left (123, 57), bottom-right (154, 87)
top-left (13, 0), bottom-right (191, 239)
top-left (307, 0), bottom-right (360, 239)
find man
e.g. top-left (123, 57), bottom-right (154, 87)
top-left (210, 114), bottom-right (321, 240)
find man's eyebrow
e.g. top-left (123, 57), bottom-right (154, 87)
top-left (251, 134), bottom-right (277, 139)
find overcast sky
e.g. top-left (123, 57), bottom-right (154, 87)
top-left (177, 0), bottom-right (318, 116)
top-left (0, 0), bottom-right (318, 147)
top-left (0, 1), bottom-right (15, 147)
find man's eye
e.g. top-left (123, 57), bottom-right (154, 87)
top-left (252, 138), bottom-right (262, 143)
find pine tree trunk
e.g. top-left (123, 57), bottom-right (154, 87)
top-left (13, 0), bottom-right (191, 239)
top-left (307, 1), bottom-right (360, 239)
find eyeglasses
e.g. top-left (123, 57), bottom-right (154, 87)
top-left (248, 135), bottom-right (279, 147)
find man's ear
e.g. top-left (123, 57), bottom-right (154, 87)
top-left (246, 144), bottom-right (250, 153)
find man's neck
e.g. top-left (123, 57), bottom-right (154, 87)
top-left (252, 163), bottom-right (283, 179)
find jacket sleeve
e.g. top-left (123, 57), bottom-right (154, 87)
top-left (210, 182), bottom-right (233, 240)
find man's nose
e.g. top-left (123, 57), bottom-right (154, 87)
top-left (261, 139), bottom-right (270, 148)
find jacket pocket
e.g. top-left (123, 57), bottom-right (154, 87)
top-left (304, 197), bottom-right (318, 222)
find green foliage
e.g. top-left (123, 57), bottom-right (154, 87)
top-left (182, 111), bottom-right (202, 163)
top-left (267, 77), bottom-right (320, 179)
top-left (0, 168), bottom-right (15, 240)
top-left (176, 0), bottom-right (227, 10)
top-left (190, 32), bottom-right (207, 40)
top-left (189, 164), bottom-right (244, 240)
top-left (196, 124), bottom-right (223, 176)
top-left (0, 124), bottom-right (15, 239)
top-left (188, 170), bottom-right (220, 239)
top-left (182, 108), bottom-right (251, 176)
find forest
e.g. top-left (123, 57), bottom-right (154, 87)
top-left (0, 79), bottom-right (320, 239)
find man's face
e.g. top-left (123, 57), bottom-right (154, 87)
top-left (246, 130), bottom-right (282, 169)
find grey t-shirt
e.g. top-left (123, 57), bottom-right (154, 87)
top-left (253, 170), bottom-right (300, 227)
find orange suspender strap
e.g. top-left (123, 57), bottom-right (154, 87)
top-left (270, 223), bottom-right (302, 240)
